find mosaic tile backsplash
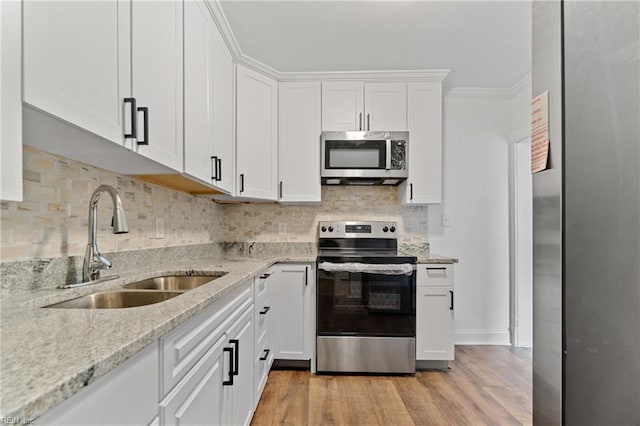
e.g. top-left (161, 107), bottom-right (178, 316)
top-left (0, 146), bottom-right (224, 262)
top-left (221, 186), bottom-right (429, 246)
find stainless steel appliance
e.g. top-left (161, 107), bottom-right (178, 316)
top-left (316, 221), bottom-right (416, 373)
top-left (532, 2), bottom-right (639, 424)
top-left (321, 131), bottom-right (408, 185)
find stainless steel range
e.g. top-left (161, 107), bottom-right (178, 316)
top-left (316, 221), bottom-right (416, 374)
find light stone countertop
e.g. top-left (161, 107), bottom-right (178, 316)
top-left (0, 251), bottom-right (456, 420)
top-left (0, 255), bottom-right (314, 420)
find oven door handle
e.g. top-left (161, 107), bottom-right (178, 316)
top-left (318, 262), bottom-right (415, 276)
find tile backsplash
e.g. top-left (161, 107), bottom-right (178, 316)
top-left (0, 146), bottom-right (224, 262)
top-left (222, 186), bottom-right (429, 246)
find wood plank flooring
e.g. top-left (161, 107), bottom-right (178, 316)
top-left (251, 345), bottom-right (532, 426)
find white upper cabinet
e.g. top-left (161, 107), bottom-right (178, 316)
top-left (183, 0), bottom-right (233, 193)
top-left (364, 83), bottom-right (407, 131)
top-left (183, 0), bottom-right (216, 184)
top-left (321, 82), bottom-right (364, 131)
top-left (211, 18), bottom-right (235, 194)
top-left (23, 0), bottom-right (132, 145)
top-left (235, 65), bottom-right (278, 200)
top-left (321, 82), bottom-right (407, 131)
top-left (399, 82), bottom-right (443, 204)
top-left (131, 1), bottom-right (183, 171)
top-left (278, 82), bottom-right (322, 203)
top-left (22, 0), bottom-right (184, 173)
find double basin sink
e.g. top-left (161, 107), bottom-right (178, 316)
top-left (45, 273), bottom-right (228, 309)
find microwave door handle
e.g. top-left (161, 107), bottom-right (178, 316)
top-left (385, 139), bottom-right (392, 170)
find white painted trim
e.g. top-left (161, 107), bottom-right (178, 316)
top-left (208, 0), bottom-right (449, 84)
top-left (510, 73), bottom-right (532, 94)
top-left (454, 330), bottom-right (511, 345)
top-left (277, 69), bottom-right (451, 83)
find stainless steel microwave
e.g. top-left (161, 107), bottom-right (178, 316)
top-left (321, 131), bottom-right (409, 185)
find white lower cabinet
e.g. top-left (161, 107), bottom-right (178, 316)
top-left (224, 306), bottom-right (255, 426)
top-left (159, 279), bottom-right (254, 426)
top-left (416, 264), bottom-right (455, 361)
top-left (273, 264), bottom-right (315, 362)
top-left (160, 335), bottom-right (226, 425)
top-left (37, 344), bottom-right (158, 426)
top-left (254, 269), bottom-right (275, 406)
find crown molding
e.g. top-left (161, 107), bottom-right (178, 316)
top-left (208, 0), bottom-right (449, 84)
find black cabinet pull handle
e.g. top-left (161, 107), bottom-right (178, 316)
top-left (123, 98), bottom-right (137, 139)
top-left (240, 174), bottom-right (244, 193)
top-left (279, 181), bottom-right (283, 199)
top-left (136, 107), bottom-right (149, 145)
top-left (222, 347), bottom-right (234, 386)
top-left (260, 306), bottom-right (271, 315)
top-left (304, 266), bottom-right (308, 286)
top-left (449, 290), bottom-right (454, 310)
top-left (216, 158), bottom-right (222, 182)
top-left (367, 113), bottom-right (370, 131)
top-left (230, 339), bottom-right (239, 376)
top-left (359, 112), bottom-right (362, 131)
top-left (410, 183), bottom-right (413, 200)
top-left (260, 349), bottom-right (270, 361)
top-left (211, 156), bottom-right (218, 181)
top-left (427, 267), bottom-right (447, 271)
top-left (260, 273), bottom-right (271, 279)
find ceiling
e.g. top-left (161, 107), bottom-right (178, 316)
top-left (219, 1), bottom-right (531, 88)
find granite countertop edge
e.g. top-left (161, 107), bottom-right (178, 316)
top-left (0, 255), bottom-right (315, 420)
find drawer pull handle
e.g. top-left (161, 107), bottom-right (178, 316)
top-left (260, 306), bottom-right (271, 315)
top-left (426, 267), bottom-right (447, 271)
top-left (450, 290), bottom-right (454, 310)
top-left (222, 347), bottom-right (234, 386)
top-left (260, 349), bottom-right (270, 361)
top-left (260, 273), bottom-right (271, 279)
top-left (230, 339), bottom-right (239, 376)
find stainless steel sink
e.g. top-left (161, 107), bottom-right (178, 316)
top-left (44, 290), bottom-right (182, 309)
top-left (122, 273), bottom-right (227, 291)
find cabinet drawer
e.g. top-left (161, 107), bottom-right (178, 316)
top-left (254, 267), bottom-right (274, 308)
top-left (417, 264), bottom-right (454, 286)
top-left (255, 297), bottom-right (272, 344)
top-left (254, 336), bottom-right (272, 405)
top-left (160, 281), bottom-right (253, 396)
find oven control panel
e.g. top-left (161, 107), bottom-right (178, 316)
top-left (319, 221), bottom-right (397, 238)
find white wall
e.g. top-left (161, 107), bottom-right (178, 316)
top-left (428, 89), bottom-right (512, 345)
top-left (509, 76), bottom-right (533, 348)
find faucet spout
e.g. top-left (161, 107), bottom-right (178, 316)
top-left (82, 185), bottom-right (128, 282)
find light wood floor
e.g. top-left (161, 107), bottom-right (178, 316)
top-left (251, 345), bottom-right (532, 426)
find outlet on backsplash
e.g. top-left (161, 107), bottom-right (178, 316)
top-left (156, 217), bottom-right (165, 239)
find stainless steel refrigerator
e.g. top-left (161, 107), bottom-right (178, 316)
top-left (532, 1), bottom-right (640, 424)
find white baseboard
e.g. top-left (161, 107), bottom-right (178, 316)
top-left (454, 329), bottom-right (511, 345)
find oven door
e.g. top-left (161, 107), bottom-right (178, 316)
top-left (317, 262), bottom-right (416, 337)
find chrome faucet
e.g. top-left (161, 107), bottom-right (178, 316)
top-left (82, 185), bottom-right (129, 282)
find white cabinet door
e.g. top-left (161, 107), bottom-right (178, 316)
top-left (225, 306), bottom-right (255, 426)
top-left (321, 82), bottom-right (364, 131)
top-left (278, 82), bottom-right (322, 203)
top-left (131, 0), bottom-right (183, 171)
top-left (399, 82), bottom-right (443, 204)
top-left (416, 285), bottom-right (454, 360)
top-left (183, 0), bottom-right (216, 185)
top-left (22, 0), bottom-right (131, 145)
top-left (236, 65), bottom-right (278, 200)
top-left (364, 83), bottom-right (407, 131)
top-left (211, 20), bottom-right (235, 194)
top-left (274, 264), bottom-right (314, 360)
top-left (160, 336), bottom-right (226, 426)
